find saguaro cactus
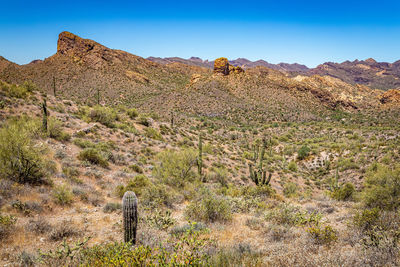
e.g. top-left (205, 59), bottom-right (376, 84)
top-left (96, 88), bottom-right (100, 105)
top-left (198, 132), bottom-right (203, 176)
top-left (53, 76), bottom-right (56, 98)
top-left (42, 99), bottom-right (48, 132)
top-left (122, 191), bottom-right (138, 244)
top-left (249, 137), bottom-right (272, 186)
top-left (170, 111), bottom-right (174, 128)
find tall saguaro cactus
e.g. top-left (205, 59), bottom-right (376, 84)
top-left (42, 99), bottom-right (48, 132)
top-left (53, 76), bottom-right (56, 98)
top-left (198, 132), bottom-right (203, 176)
top-left (122, 191), bottom-right (138, 244)
top-left (249, 137), bottom-right (272, 186)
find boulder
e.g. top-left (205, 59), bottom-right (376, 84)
top-left (214, 57), bottom-right (229, 75)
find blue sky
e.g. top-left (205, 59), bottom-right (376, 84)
top-left (1, 0), bottom-right (400, 67)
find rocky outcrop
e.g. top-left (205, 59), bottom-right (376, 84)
top-left (229, 65), bottom-right (244, 74)
top-left (214, 57), bottom-right (230, 75)
top-left (56, 31), bottom-right (118, 69)
top-left (213, 58), bottom-right (245, 75)
top-left (380, 89), bottom-right (400, 104)
top-left (57, 31), bottom-right (104, 57)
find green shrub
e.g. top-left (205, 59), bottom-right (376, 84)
top-left (115, 174), bottom-right (150, 197)
top-left (138, 115), bottom-right (150, 126)
top-left (288, 161), bottom-right (297, 172)
top-left (126, 108), bottom-right (138, 119)
top-left (141, 183), bottom-right (177, 208)
top-left (297, 145), bottom-right (310, 160)
top-left (307, 225), bottom-right (338, 246)
top-left (283, 182), bottom-right (298, 197)
top-left (153, 148), bottom-right (197, 187)
top-left (185, 188), bottom-right (232, 223)
top-left (0, 213), bottom-right (17, 241)
top-left (73, 138), bottom-right (95, 149)
top-left (265, 203), bottom-right (321, 226)
top-left (361, 163), bottom-right (400, 210)
top-left (78, 148), bottom-right (109, 168)
top-left (144, 127), bottom-right (164, 141)
top-left (338, 158), bottom-right (359, 171)
top-left (53, 185), bottom-right (73, 205)
top-left (62, 166), bottom-right (81, 183)
top-left (0, 80), bottom-right (36, 98)
top-left (48, 117), bottom-right (71, 141)
top-left (352, 208), bottom-right (380, 232)
top-left (331, 182), bottom-right (355, 201)
top-left (89, 105), bottom-right (118, 127)
top-left (240, 185), bottom-right (274, 199)
top-left (145, 209), bottom-right (176, 230)
top-left (0, 117), bottom-right (50, 185)
top-left (210, 167), bottom-right (228, 187)
top-left (103, 202), bottom-right (122, 213)
top-left (127, 164), bottom-right (143, 174)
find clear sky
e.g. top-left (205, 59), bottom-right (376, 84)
top-left (1, 0), bottom-right (400, 67)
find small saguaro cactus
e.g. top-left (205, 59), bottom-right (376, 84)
top-left (96, 88), bottom-right (100, 105)
top-left (249, 137), bottom-right (272, 186)
top-left (198, 132), bottom-right (203, 176)
top-left (122, 191), bottom-right (138, 244)
top-left (42, 99), bottom-right (48, 132)
top-left (53, 76), bottom-right (56, 98)
top-left (170, 111), bottom-right (174, 128)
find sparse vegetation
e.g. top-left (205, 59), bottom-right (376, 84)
top-left (0, 52), bottom-right (400, 266)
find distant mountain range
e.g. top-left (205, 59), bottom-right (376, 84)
top-left (148, 56), bottom-right (400, 90)
top-left (312, 58), bottom-right (400, 90)
top-left (147, 57), bottom-right (310, 73)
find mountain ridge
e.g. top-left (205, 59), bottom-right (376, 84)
top-left (147, 56), bottom-right (310, 73)
top-left (0, 31), bottom-right (398, 124)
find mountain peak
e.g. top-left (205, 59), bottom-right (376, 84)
top-left (365, 58), bottom-right (377, 64)
top-left (57, 31), bottom-right (107, 57)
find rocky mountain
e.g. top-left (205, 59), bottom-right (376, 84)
top-left (0, 32), bottom-right (398, 124)
top-left (147, 56), bottom-right (310, 73)
top-left (149, 56), bottom-right (400, 90)
top-left (311, 58), bottom-right (400, 90)
top-left (147, 56), bottom-right (214, 69)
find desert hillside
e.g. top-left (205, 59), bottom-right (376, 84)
top-left (0, 32), bottom-right (400, 266)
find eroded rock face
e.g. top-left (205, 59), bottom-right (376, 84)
top-left (57, 31), bottom-right (102, 56)
top-left (380, 89), bottom-right (400, 104)
top-left (57, 31), bottom-right (115, 68)
top-left (214, 57), bottom-right (229, 75)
